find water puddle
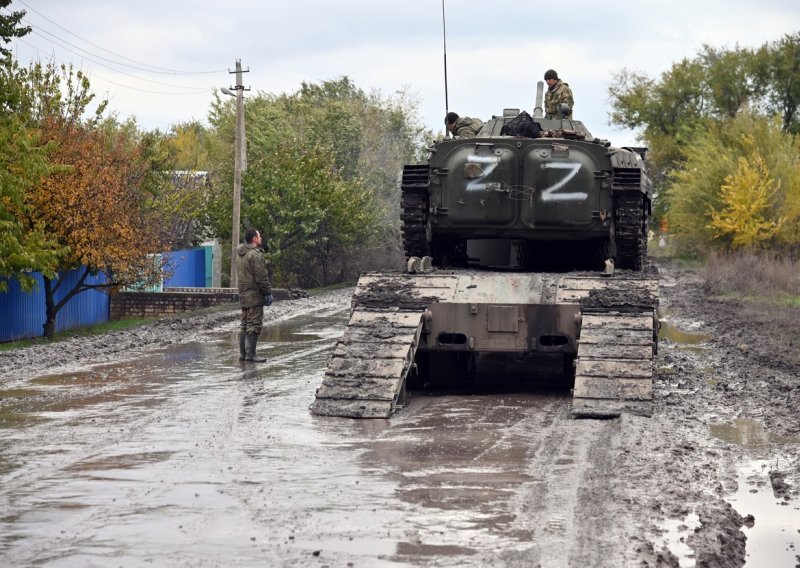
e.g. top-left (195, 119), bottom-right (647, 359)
top-left (658, 319), bottom-right (712, 345)
top-left (728, 460), bottom-right (800, 567)
top-left (290, 536), bottom-right (396, 557)
top-left (656, 512), bottom-right (700, 567)
top-left (258, 329), bottom-right (323, 342)
top-left (655, 420), bottom-right (800, 566)
top-left (31, 371), bottom-right (128, 387)
top-left (709, 419), bottom-right (797, 449)
top-left (709, 419), bottom-right (800, 566)
top-left (0, 387), bottom-right (45, 398)
top-left (228, 316), bottom-right (343, 344)
top-left (657, 308), bottom-right (712, 345)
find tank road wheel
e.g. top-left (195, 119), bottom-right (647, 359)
top-left (400, 165), bottom-right (431, 259)
top-left (614, 192), bottom-right (648, 270)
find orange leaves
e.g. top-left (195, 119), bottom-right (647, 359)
top-left (26, 116), bottom-right (165, 281)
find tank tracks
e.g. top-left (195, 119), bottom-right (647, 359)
top-left (310, 271), bottom-right (446, 418)
top-left (611, 157), bottom-right (650, 271)
top-left (571, 309), bottom-right (656, 417)
top-left (310, 307), bottom-right (424, 418)
top-left (400, 165), bottom-right (431, 259)
top-left (558, 273), bottom-right (657, 417)
top-left (555, 274), bottom-right (657, 418)
top-left (614, 192), bottom-right (648, 270)
top-left (312, 271), bottom-right (658, 420)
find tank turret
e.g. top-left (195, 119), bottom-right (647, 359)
top-left (401, 81), bottom-right (651, 271)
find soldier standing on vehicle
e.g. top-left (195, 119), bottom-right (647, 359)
top-left (237, 228), bottom-right (273, 363)
top-left (445, 112), bottom-right (484, 139)
top-left (543, 69), bottom-right (574, 118)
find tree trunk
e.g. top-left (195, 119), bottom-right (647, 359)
top-left (42, 276), bottom-right (57, 339)
top-left (42, 268), bottom-right (91, 339)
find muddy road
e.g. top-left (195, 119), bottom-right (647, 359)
top-left (0, 260), bottom-right (798, 567)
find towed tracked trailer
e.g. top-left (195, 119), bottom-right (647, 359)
top-left (311, 82), bottom-right (658, 419)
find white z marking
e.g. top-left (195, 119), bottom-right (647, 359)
top-left (540, 162), bottom-right (587, 202)
top-left (466, 154), bottom-right (500, 191)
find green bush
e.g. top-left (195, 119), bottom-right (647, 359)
top-left (666, 114), bottom-right (800, 256)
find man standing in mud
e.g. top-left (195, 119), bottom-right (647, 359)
top-left (237, 229), bottom-right (273, 363)
top-left (543, 69), bottom-right (574, 119)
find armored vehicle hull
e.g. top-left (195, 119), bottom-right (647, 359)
top-left (311, 91), bottom-right (657, 419)
top-left (310, 268), bottom-right (658, 418)
top-left (402, 112), bottom-right (651, 272)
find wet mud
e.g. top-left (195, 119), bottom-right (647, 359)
top-left (356, 272), bottom-right (443, 310)
top-left (581, 262), bottom-right (660, 311)
top-left (0, 261), bottom-right (798, 567)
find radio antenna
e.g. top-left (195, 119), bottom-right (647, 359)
top-left (442, 0), bottom-right (449, 119)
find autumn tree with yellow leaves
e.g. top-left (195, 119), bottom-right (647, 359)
top-left (708, 152), bottom-right (783, 249)
top-left (15, 61), bottom-right (168, 337)
top-left (608, 33), bottom-right (800, 249)
top-left (665, 115), bottom-right (800, 256)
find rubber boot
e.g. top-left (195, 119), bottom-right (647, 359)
top-left (244, 333), bottom-right (266, 363)
top-left (238, 332), bottom-right (246, 361)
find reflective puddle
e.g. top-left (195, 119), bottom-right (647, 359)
top-left (657, 419), bottom-right (799, 566)
top-left (229, 316), bottom-right (344, 344)
top-left (710, 419), bottom-right (800, 567)
top-left (658, 319), bottom-right (712, 345)
top-left (710, 419), bottom-right (798, 449)
top-left (1, 302), bottom-right (562, 566)
top-left (729, 459), bottom-right (799, 567)
top-left (656, 512), bottom-right (701, 566)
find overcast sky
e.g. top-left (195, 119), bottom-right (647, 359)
top-left (6, 0), bottom-right (799, 146)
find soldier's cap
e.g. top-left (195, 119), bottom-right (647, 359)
top-left (544, 69), bottom-right (558, 81)
top-left (445, 112), bottom-right (459, 125)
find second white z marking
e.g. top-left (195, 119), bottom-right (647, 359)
top-left (540, 162), bottom-right (587, 202)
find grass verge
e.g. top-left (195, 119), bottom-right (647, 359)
top-left (703, 250), bottom-right (800, 304)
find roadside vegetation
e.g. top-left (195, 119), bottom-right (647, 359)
top-left (609, 32), bottom-right (800, 310)
top-left (0, 1), bottom-right (430, 338)
top-left (703, 250), bottom-right (800, 304)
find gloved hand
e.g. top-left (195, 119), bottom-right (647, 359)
top-left (265, 293), bottom-right (273, 306)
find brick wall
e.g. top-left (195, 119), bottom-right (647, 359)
top-left (109, 288), bottom-right (293, 320)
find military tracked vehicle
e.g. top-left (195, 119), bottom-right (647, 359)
top-left (311, 82), bottom-right (658, 419)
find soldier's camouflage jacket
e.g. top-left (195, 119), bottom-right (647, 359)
top-left (237, 243), bottom-right (272, 308)
top-left (452, 116), bottom-right (484, 138)
top-left (544, 80), bottom-right (574, 118)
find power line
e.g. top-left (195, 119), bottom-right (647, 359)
top-left (98, 75), bottom-right (210, 96)
top-left (26, 22), bottom-right (208, 79)
top-left (17, 36), bottom-right (211, 93)
top-left (15, 0), bottom-right (226, 75)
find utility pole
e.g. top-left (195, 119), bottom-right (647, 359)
top-left (224, 59), bottom-right (249, 289)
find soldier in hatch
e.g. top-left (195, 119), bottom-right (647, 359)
top-left (445, 112), bottom-right (483, 139)
top-left (543, 69), bottom-right (574, 119)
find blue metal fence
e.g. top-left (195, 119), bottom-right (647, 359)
top-left (163, 248), bottom-right (206, 288)
top-left (0, 247), bottom-right (211, 342)
top-left (0, 268), bottom-right (110, 342)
